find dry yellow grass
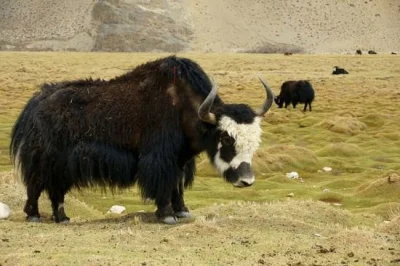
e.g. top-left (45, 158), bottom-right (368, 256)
top-left (0, 52), bottom-right (399, 265)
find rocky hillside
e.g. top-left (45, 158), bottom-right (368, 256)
top-left (0, 0), bottom-right (399, 53)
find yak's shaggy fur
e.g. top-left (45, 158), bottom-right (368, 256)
top-left (10, 56), bottom-right (271, 224)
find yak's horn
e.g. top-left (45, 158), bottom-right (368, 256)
top-left (198, 78), bottom-right (218, 124)
top-left (256, 77), bottom-right (275, 116)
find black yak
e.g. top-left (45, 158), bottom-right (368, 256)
top-left (368, 50), bottom-right (377, 54)
top-left (10, 56), bottom-right (274, 224)
top-left (332, 66), bottom-right (349, 75)
top-left (356, 50), bottom-right (362, 55)
top-left (274, 80), bottom-right (315, 112)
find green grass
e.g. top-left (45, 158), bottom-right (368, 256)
top-left (0, 52), bottom-right (399, 265)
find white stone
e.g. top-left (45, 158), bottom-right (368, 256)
top-left (107, 205), bottom-right (126, 214)
top-left (322, 167), bottom-right (332, 172)
top-left (323, 189), bottom-right (330, 193)
top-left (286, 171), bottom-right (299, 179)
top-left (287, 193), bottom-right (294, 197)
top-left (0, 202), bottom-right (11, 219)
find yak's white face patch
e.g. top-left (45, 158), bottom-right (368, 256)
top-left (213, 115), bottom-right (262, 185)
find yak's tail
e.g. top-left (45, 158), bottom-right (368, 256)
top-left (10, 84), bottom-right (58, 184)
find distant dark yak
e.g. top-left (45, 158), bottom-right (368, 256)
top-left (10, 56), bottom-right (275, 224)
top-left (392, 52), bottom-right (397, 55)
top-left (368, 50), bottom-right (377, 54)
top-left (332, 66), bottom-right (349, 75)
top-left (284, 52), bottom-right (293, 56)
top-left (356, 50), bottom-right (362, 55)
top-left (274, 80), bottom-right (315, 111)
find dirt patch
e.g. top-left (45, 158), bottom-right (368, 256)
top-left (0, 200), bottom-right (399, 266)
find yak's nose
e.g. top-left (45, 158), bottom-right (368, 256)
top-left (233, 175), bottom-right (255, 187)
top-left (240, 180), bottom-right (252, 187)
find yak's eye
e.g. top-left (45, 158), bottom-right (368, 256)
top-left (221, 135), bottom-right (234, 146)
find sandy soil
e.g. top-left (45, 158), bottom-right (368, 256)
top-left (0, 0), bottom-right (399, 53)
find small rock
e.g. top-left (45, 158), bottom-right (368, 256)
top-left (286, 172), bottom-right (299, 179)
top-left (287, 193), bottom-right (294, 197)
top-left (322, 167), bottom-right (332, 172)
top-left (0, 202), bottom-right (11, 219)
top-left (258, 259), bottom-right (265, 264)
top-left (319, 248), bottom-right (329, 253)
top-left (323, 189), bottom-right (330, 193)
top-left (332, 203), bottom-right (343, 206)
top-left (313, 233), bottom-right (322, 237)
top-left (348, 252), bottom-right (355, 257)
top-left (107, 205), bottom-right (126, 214)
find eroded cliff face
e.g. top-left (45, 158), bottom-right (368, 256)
top-left (91, 0), bottom-right (192, 52)
top-left (0, 0), bottom-right (192, 52)
top-left (0, 0), bottom-right (399, 53)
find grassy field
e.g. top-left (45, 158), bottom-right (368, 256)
top-left (0, 52), bottom-right (399, 265)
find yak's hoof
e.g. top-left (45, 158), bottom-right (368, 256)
top-left (26, 216), bottom-right (40, 223)
top-left (52, 215), bottom-right (70, 223)
top-left (58, 217), bottom-right (70, 224)
top-left (175, 211), bottom-right (191, 218)
top-left (161, 216), bottom-right (178, 225)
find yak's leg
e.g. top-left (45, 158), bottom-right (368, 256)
top-left (303, 103), bottom-right (308, 112)
top-left (48, 188), bottom-right (70, 223)
top-left (309, 102), bottom-right (312, 111)
top-left (284, 101), bottom-right (290, 108)
top-left (24, 181), bottom-right (44, 222)
top-left (155, 191), bottom-right (177, 225)
top-left (137, 153), bottom-right (180, 224)
top-left (172, 178), bottom-right (190, 218)
top-left (172, 159), bottom-right (195, 218)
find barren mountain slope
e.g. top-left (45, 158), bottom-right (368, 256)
top-left (0, 0), bottom-right (399, 53)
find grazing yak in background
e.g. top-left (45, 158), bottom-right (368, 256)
top-left (356, 50), bottom-right (362, 55)
top-left (274, 80), bottom-right (315, 112)
top-left (392, 52), bottom-right (397, 55)
top-left (284, 52), bottom-right (293, 56)
top-left (368, 50), bottom-right (377, 54)
top-left (10, 56), bottom-right (275, 224)
top-left (332, 66), bottom-right (349, 75)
